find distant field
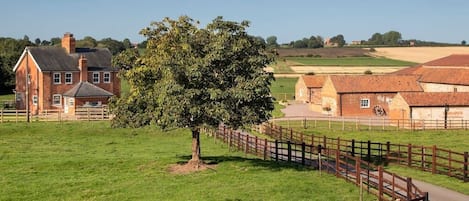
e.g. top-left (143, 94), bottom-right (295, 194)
top-left (372, 47), bottom-right (469, 63)
top-left (287, 56), bottom-right (417, 66)
top-left (276, 48), bottom-right (369, 57)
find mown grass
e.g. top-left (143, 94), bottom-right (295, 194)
top-left (274, 120), bottom-right (469, 153)
top-left (286, 56), bottom-right (417, 66)
top-left (0, 121), bottom-right (377, 201)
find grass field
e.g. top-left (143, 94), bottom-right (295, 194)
top-left (270, 77), bottom-right (297, 101)
top-left (286, 56), bottom-right (417, 66)
top-left (372, 47), bottom-right (469, 63)
top-left (0, 121), bottom-right (376, 201)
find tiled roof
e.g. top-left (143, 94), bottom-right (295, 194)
top-left (391, 54), bottom-right (469, 85)
top-left (399, 92), bottom-right (469, 106)
top-left (26, 47), bottom-right (117, 72)
top-left (63, 82), bottom-right (114, 97)
top-left (301, 75), bottom-right (326, 88)
top-left (423, 54), bottom-right (469, 66)
top-left (330, 75), bottom-right (422, 93)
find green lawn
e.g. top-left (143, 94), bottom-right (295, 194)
top-left (286, 56), bottom-right (417, 66)
top-left (268, 59), bottom-right (295, 73)
top-left (271, 77), bottom-right (297, 101)
top-left (0, 121), bottom-right (376, 201)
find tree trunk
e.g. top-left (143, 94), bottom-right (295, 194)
top-left (189, 128), bottom-right (201, 168)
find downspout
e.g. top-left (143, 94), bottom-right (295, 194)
top-left (339, 93), bottom-right (343, 116)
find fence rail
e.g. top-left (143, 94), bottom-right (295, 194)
top-left (260, 123), bottom-right (469, 182)
top-left (205, 125), bottom-right (429, 201)
top-left (0, 108), bottom-right (111, 123)
top-left (273, 116), bottom-right (469, 131)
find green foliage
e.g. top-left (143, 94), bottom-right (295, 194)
top-left (286, 56), bottom-right (417, 66)
top-left (76, 36), bottom-right (98, 48)
top-left (110, 16), bottom-right (275, 131)
top-left (0, 121), bottom-right (377, 200)
top-left (462, 40), bottom-right (467, 46)
top-left (364, 69), bottom-right (373, 74)
top-left (329, 34), bottom-right (346, 47)
top-left (367, 31), bottom-right (402, 46)
top-left (112, 48), bottom-right (140, 70)
top-left (97, 37), bottom-right (126, 55)
top-left (0, 37), bottom-right (33, 91)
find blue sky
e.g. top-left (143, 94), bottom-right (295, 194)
top-left (1, 0), bottom-right (468, 44)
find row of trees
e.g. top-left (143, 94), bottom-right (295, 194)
top-left (0, 35), bottom-right (136, 92)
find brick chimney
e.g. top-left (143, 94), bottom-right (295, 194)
top-left (62, 32), bottom-right (76, 54)
top-left (79, 55), bottom-right (88, 82)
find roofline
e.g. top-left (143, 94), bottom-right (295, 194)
top-left (337, 91), bottom-right (422, 94)
top-left (419, 81), bottom-right (469, 86)
top-left (12, 48), bottom-right (43, 72)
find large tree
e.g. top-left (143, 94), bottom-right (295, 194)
top-left (110, 16), bottom-right (274, 167)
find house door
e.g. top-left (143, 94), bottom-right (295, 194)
top-left (64, 97), bottom-right (69, 113)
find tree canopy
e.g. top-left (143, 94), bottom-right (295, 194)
top-left (109, 16), bottom-right (275, 165)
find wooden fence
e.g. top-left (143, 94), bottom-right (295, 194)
top-left (0, 108), bottom-right (111, 123)
top-left (205, 125), bottom-right (429, 201)
top-left (260, 123), bottom-right (469, 182)
top-left (273, 116), bottom-right (469, 131)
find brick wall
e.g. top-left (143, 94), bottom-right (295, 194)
top-left (340, 93), bottom-right (395, 117)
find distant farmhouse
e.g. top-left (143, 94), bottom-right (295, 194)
top-left (14, 33), bottom-right (120, 115)
top-left (296, 54), bottom-right (469, 121)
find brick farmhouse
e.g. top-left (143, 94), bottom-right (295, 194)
top-left (13, 33), bottom-right (120, 114)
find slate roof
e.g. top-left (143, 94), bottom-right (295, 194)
top-left (329, 75), bottom-right (422, 93)
top-left (398, 92), bottom-right (469, 106)
top-left (392, 54), bottom-right (469, 85)
top-left (301, 75), bottom-right (326, 88)
top-left (63, 82), bottom-right (114, 97)
top-left (25, 47), bottom-right (117, 72)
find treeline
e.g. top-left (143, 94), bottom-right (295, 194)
top-left (260, 30), bottom-right (464, 49)
top-left (0, 35), bottom-right (139, 92)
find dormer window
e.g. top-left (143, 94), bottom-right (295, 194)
top-left (53, 73), bottom-right (61, 84)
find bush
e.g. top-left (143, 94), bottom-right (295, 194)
top-left (305, 72), bottom-right (315, 75)
top-left (364, 70), bottom-right (373, 75)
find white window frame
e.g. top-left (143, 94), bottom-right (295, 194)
top-left (53, 73), bottom-right (61, 84)
top-left (360, 98), bottom-right (370, 108)
top-left (92, 72), bottom-right (100, 83)
top-left (65, 72), bottom-right (73, 84)
top-left (32, 95), bottom-right (38, 105)
top-left (103, 72), bottom-right (111, 83)
top-left (52, 94), bottom-right (62, 106)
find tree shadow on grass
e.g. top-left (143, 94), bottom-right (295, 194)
top-left (176, 155), bottom-right (316, 172)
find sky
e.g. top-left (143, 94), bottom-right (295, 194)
top-left (1, 0), bottom-right (468, 44)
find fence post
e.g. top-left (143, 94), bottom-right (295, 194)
top-left (408, 144), bottom-right (412, 167)
top-left (351, 139), bottom-right (355, 157)
top-left (323, 136), bottom-right (327, 149)
top-left (275, 140), bottom-right (279, 161)
top-left (102, 107), bottom-right (105, 120)
top-left (421, 146), bottom-right (425, 170)
top-left (245, 134), bottom-right (249, 155)
top-left (301, 142), bottom-right (306, 165)
top-left (290, 128), bottom-right (293, 141)
top-left (337, 137), bottom-right (341, 155)
top-left (264, 139), bottom-right (268, 160)
top-left (1, 109), bottom-right (3, 123)
top-left (386, 142), bottom-right (390, 162)
top-left (335, 150), bottom-right (340, 177)
top-left (355, 156), bottom-right (361, 185)
top-left (464, 152), bottom-right (468, 182)
top-left (318, 144), bottom-right (322, 173)
top-left (287, 141), bottom-right (292, 162)
top-left (237, 132), bottom-right (241, 150)
top-left (279, 126), bottom-right (283, 141)
top-left (378, 166), bottom-right (384, 200)
top-left (367, 140), bottom-right (371, 162)
top-left (255, 136), bottom-right (258, 155)
top-left (432, 145), bottom-right (436, 174)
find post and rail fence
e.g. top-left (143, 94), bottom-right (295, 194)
top-left (203, 125), bottom-right (429, 201)
top-left (0, 107), bottom-right (111, 123)
top-left (259, 122), bottom-right (468, 183)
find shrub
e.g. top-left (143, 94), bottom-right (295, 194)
top-left (364, 70), bottom-right (373, 75)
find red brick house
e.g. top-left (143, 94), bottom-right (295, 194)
top-left (393, 54), bottom-right (469, 92)
top-left (295, 75), bottom-right (326, 111)
top-left (321, 75), bottom-right (422, 117)
top-left (13, 33), bottom-right (120, 114)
